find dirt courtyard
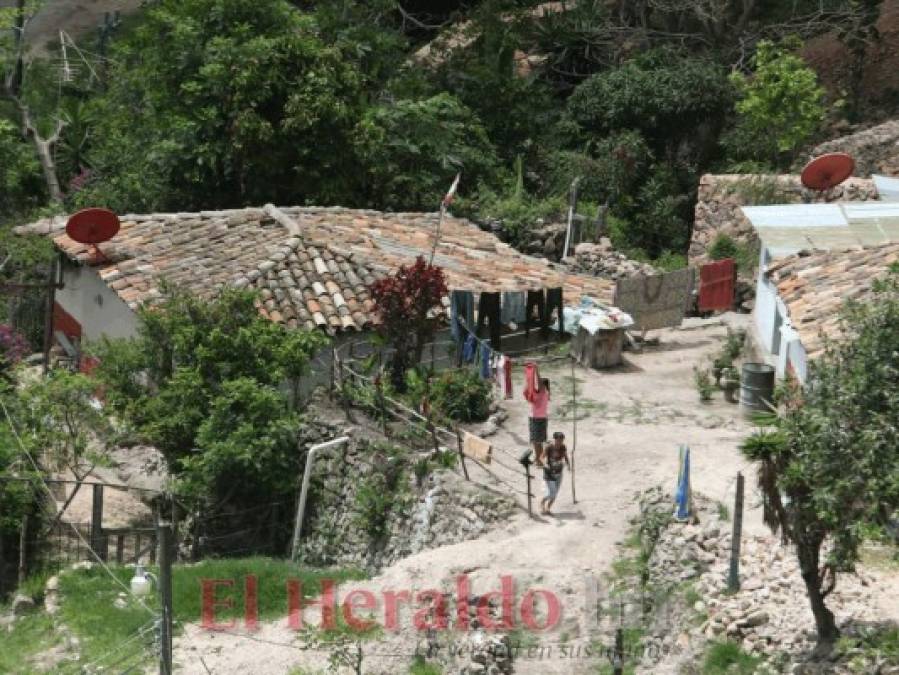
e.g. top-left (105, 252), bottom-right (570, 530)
top-left (173, 315), bottom-right (790, 674)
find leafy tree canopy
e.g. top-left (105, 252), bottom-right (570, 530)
top-left (75, 0), bottom-right (365, 212)
top-left (726, 39), bottom-right (826, 166)
top-left (355, 93), bottom-right (499, 211)
top-left (91, 285), bottom-right (327, 503)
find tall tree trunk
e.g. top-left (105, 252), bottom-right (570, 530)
top-left (20, 106), bottom-right (66, 202)
top-left (797, 533), bottom-right (840, 651)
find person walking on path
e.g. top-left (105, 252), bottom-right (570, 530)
top-left (528, 378), bottom-right (550, 465)
top-left (541, 432), bottom-right (569, 516)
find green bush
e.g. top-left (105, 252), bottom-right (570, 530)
top-left (701, 640), bottom-right (762, 674)
top-left (708, 234), bottom-right (739, 261)
top-left (430, 369), bottom-right (493, 423)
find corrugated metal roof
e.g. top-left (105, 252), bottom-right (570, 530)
top-left (741, 202), bottom-right (899, 257)
top-left (873, 174), bottom-right (899, 202)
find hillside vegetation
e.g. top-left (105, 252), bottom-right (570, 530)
top-left (0, 0), bottom-right (893, 263)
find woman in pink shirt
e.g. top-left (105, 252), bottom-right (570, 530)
top-left (529, 378), bottom-right (550, 466)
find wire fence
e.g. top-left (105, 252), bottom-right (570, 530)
top-left (332, 333), bottom-right (583, 516)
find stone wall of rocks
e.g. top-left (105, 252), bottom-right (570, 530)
top-left (298, 440), bottom-right (516, 572)
top-left (689, 174), bottom-right (878, 264)
top-left (567, 239), bottom-right (658, 280)
top-left (798, 119), bottom-right (899, 177)
top-left (626, 489), bottom-right (896, 675)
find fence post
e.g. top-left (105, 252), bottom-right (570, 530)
top-left (116, 535), bottom-right (124, 564)
top-left (727, 472), bottom-right (745, 593)
top-left (454, 427), bottom-right (469, 481)
top-left (329, 345), bottom-right (336, 400)
top-left (18, 514), bottom-right (28, 586)
top-left (90, 484), bottom-right (106, 561)
top-left (612, 627), bottom-right (624, 675)
top-left (158, 521), bottom-right (174, 675)
top-left (376, 376), bottom-right (389, 438)
top-left (525, 462), bottom-right (534, 517)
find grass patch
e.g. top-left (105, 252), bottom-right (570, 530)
top-left (54, 557), bottom-right (366, 670)
top-left (716, 501), bottom-right (731, 522)
top-left (0, 611), bottom-right (61, 674)
top-left (409, 655), bottom-right (443, 674)
top-left (701, 640), bottom-right (762, 674)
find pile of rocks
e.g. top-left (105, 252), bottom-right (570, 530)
top-left (631, 490), bottom-right (895, 674)
top-left (568, 239), bottom-right (658, 280)
top-left (799, 119), bottom-right (899, 178)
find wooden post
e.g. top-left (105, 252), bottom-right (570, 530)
top-left (116, 535), bottom-right (124, 564)
top-left (17, 515), bottom-right (27, 586)
top-left (376, 376), bottom-right (389, 438)
top-left (90, 484), bottom-right (106, 561)
top-left (158, 521), bottom-right (174, 675)
top-left (728, 472), bottom-right (745, 593)
top-left (329, 345), bottom-right (336, 401)
top-left (612, 627), bottom-right (624, 675)
top-left (570, 356), bottom-right (577, 504)
top-left (42, 257), bottom-right (57, 375)
top-left (134, 532), bottom-right (142, 564)
top-left (525, 461), bottom-right (534, 517)
top-left (454, 427), bottom-right (469, 481)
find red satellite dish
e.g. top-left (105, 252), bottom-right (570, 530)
top-left (65, 208), bottom-right (120, 263)
top-left (66, 208), bottom-right (120, 244)
top-left (800, 153), bottom-right (855, 191)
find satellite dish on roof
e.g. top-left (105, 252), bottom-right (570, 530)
top-left (800, 153), bottom-right (855, 191)
top-left (66, 208), bottom-right (120, 263)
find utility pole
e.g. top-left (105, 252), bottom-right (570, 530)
top-left (291, 436), bottom-right (350, 561)
top-left (158, 520), bottom-right (174, 675)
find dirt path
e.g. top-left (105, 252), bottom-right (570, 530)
top-left (173, 315), bottom-right (780, 674)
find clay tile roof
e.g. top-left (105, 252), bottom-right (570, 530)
top-left (16, 204), bottom-right (614, 334)
top-left (766, 242), bottom-right (899, 358)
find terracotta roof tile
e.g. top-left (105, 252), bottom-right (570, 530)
top-left (18, 205), bottom-right (614, 334)
top-left (767, 242), bottom-right (899, 358)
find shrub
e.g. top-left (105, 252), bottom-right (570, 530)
top-left (701, 640), bottom-right (761, 674)
top-left (431, 369), bottom-right (493, 423)
top-left (708, 234), bottom-right (739, 261)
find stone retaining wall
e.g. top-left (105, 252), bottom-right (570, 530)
top-left (798, 119), bottom-right (899, 177)
top-left (689, 174), bottom-right (878, 264)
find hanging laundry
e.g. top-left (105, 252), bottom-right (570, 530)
top-left (450, 290), bottom-right (475, 343)
top-left (480, 343), bottom-right (492, 379)
top-left (493, 353), bottom-right (503, 391)
top-left (503, 356), bottom-right (513, 399)
top-left (523, 361), bottom-right (541, 402)
top-left (545, 287), bottom-right (563, 336)
top-left (524, 290), bottom-right (546, 337)
top-left (501, 291), bottom-right (527, 325)
top-left (476, 292), bottom-right (502, 349)
top-left (462, 333), bottom-right (477, 364)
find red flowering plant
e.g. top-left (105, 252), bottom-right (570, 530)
top-left (369, 257), bottom-right (448, 390)
top-left (0, 324), bottom-right (29, 383)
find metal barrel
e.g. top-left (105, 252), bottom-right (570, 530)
top-left (740, 363), bottom-right (776, 416)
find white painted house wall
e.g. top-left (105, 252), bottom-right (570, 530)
top-left (57, 262), bottom-right (139, 342)
top-left (752, 245), bottom-right (809, 383)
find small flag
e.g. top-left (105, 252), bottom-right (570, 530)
top-left (442, 173), bottom-right (461, 207)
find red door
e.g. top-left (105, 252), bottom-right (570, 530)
top-left (698, 259), bottom-right (736, 312)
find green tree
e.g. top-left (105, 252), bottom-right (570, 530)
top-left (726, 40), bottom-right (825, 166)
top-left (91, 286), bottom-right (327, 504)
top-left (741, 266), bottom-right (899, 651)
top-left (566, 47), bottom-right (734, 161)
top-left (0, 118), bottom-right (45, 223)
top-left (355, 93), bottom-right (499, 211)
top-left (77, 0), bottom-right (364, 213)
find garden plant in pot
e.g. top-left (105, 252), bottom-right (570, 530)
top-left (722, 366), bottom-right (740, 403)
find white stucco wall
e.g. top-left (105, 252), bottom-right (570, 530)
top-left (754, 245), bottom-right (779, 355)
top-left (57, 261), bottom-right (139, 342)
